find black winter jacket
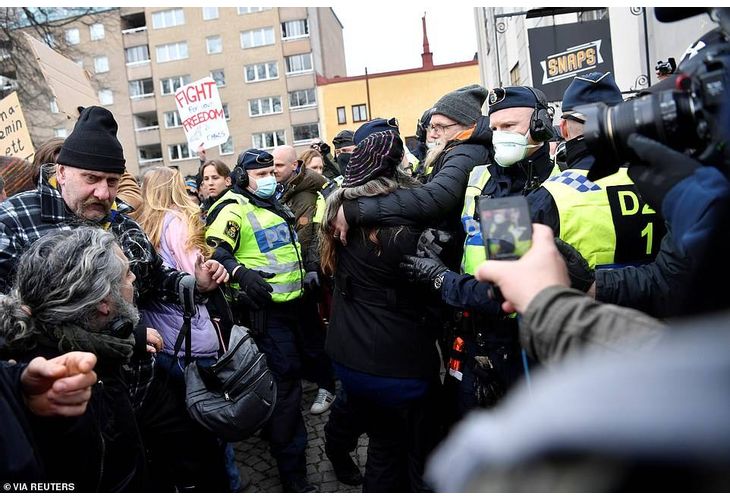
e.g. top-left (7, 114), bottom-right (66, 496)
top-left (342, 115), bottom-right (493, 236)
top-left (596, 228), bottom-right (691, 319)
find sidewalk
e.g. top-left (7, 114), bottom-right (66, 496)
top-left (233, 381), bottom-right (367, 493)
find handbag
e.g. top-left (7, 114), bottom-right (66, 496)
top-left (173, 277), bottom-right (277, 442)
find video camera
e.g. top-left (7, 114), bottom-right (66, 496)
top-left (577, 41), bottom-right (730, 180)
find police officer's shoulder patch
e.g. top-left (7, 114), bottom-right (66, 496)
top-left (224, 220), bottom-right (240, 240)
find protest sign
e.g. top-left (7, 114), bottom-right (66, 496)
top-left (0, 91), bottom-right (35, 161)
top-left (24, 33), bottom-right (99, 118)
top-left (174, 77), bottom-right (229, 150)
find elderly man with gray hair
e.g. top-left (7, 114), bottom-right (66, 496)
top-left (0, 227), bottom-right (146, 490)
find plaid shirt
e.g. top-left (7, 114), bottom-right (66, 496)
top-left (0, 173), bottom-right (187, 408)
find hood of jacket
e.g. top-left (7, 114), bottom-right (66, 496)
top-left (282, 167), bottom-right (327, 203)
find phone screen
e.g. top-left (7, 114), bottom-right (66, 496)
top-left (478, 197), bottom-right (532, 260)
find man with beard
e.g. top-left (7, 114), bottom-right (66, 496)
top-left (0, 227), bottom-right (147, 490)
top-left (0, 106), bottom-right (229, 491)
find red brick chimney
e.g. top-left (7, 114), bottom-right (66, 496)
top-left (421, 12), bottom-right (433, 69)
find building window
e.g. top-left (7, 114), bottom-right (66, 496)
top-left (281, 19), bottom-right (309, 39)
top-left (252, 130), bottom-right (285, 149)
top-left (285, 53), bottom-right (313, 74)
top-left (54, 128), bottom-right (67, 138)
top-left (219, 136), bottom-right (234, 155)
top-left (65, 28), bottom-right (80, 45)
top-left (202, 7), bottom-right (219, 20)
top-left (206, 35), bottom-right (222, 55)
top-left (129, 78), bottom-right (154, 99)
top-left (168, 143), bottom-right (195, 161)
top-left (210, 69), bottom-right (226, 87)
top-left (222, 103), bottom-right (230, 120)
top-left (125, 45), bottom-right (150, 64)
top-left (240, 27), bottom-right (275, 49)
top-left (337, 106), bottom-right (346, 124)
top-left (89, 23), bottom-right (105, 41)
top-left (245, 61), bottom-right (278, 82)
top-left (94, 56), bottom-right (109, 74)
top-left (156, 42), bottom-right (188, 63)
top-left (352, 104), bottom-right (367, 122)
top-left (510, 62), bottom-right (521, 85)
top-left (152, 9), bottom-right (185, 29)
top-left (237, 7), bottom-right (271, 14)
top-left (292, 123), bottom-right (320, 144)
top-left (249, 96), bottom-right (282, 117)
top-left (160, 75), bottom-right (191, 95)
top-left (288, 88), bottom-right (316, 109)
top-left (50, 99), bottom-right (59, 114)
top-left (164, 110), bottom-right (182, 128)
top-left (98, 89), bottom-right (113, 105)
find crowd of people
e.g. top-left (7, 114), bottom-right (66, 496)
top-left (0, 7), bottom-right (729, 493)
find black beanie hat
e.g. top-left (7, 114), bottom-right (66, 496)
top-left (57, 106), bottom-right (126, 173)
top-left (431, 84), bottom-right (488, 125)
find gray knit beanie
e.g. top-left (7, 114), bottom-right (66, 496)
top-left (431, 84), bottom-right (488, 125)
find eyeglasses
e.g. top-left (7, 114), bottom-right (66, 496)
top-left (428, 122), bottom-right (460, 134)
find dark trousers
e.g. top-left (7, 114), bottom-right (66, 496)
top-left (298, 292), bottom-right (336, 393)
top-left (253, 303), bottom-right (308, 482)
top-left (136, 357), bottom-right (229, 492)
top-left (326, 382), bottom-right (441, 492)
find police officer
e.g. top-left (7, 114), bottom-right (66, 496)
top-left (204, 149), bottom-right (316, 493)
top-left (528, 72), bottom-right (665, 268)
top-left (401, 87), bottom-right (555, 426)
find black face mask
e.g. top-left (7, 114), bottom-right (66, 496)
top-left (565, 135), bottom-right (590, 167)
top-left (336, 153), bottom-right (351, 172)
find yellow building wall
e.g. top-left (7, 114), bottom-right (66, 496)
top-left (318, 63), bottom-right (480, 144)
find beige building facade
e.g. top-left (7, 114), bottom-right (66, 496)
top-left (4, 7), bottom-right (346, 177)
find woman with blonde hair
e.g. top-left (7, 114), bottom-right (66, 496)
top-left (299, 148), bottom-right (325, 175)
top-left (137, 167), bottom-right (234, 491)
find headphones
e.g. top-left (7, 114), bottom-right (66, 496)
top-left (233, 152), bottom-right (250, 189)
top-left (109, 317), bottom-right (134, 339)
top-left (523, 86), bottom-right (555, 143)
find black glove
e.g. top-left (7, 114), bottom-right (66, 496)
top-left (303, 271), bottom-right (320, 292)
top-left (236, 268), bottom-right (275, 308)
top-left (626, 133), bottom-right (702, 216)
top-left (554, 238), bottom-right (594, 293)
top-left (400, 246), bottom-right (448, 286)
top-left (416, 228), bottom-right (454, 258)
top-left (311, 140), bottom-right (331, 157)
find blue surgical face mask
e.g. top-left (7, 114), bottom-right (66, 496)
top-left (253, 175), bottom-right (277, 199)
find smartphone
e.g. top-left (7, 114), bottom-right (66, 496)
top-left (478, 196), bottom-right (532, 261)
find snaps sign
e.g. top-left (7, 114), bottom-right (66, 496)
top-left (528, 19), bottom-right (614, 101)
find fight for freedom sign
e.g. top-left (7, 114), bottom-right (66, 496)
top-left (174, 77), bottom-right (229, 150)
top-left (528, 19), bottom-right (615, 101)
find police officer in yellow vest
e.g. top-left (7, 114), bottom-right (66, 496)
top-left (528, 72), bottom-right (665, 268)
top-left (401, 87), bottom-right (555, 427)
top-left (205, 149), bottom-right (317, 493)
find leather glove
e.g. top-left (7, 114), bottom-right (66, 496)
top-left (554, 238), bottom-right (594, 293)
top-left (303, 271), bottom-right (320, 292)
top-left (627, 133), bottom-right (702, 216)
top-left (236, 268), bottom-right (275, 308)
top-left (234, 289), bottom-right (260, 311)
top-left (416, 228), bottom-right (454, 258)
top-left (400, 246), bottom-right (448, 286)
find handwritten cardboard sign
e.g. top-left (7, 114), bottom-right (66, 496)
top-left (0, 92), bottom-right (34, 161)
top-left (174, 77), bottom-right (229, 150)
top-left (24, 33), bottom-right (99, 118)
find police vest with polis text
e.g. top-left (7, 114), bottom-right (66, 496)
top-left (205, 190), bottom-right (304, 302)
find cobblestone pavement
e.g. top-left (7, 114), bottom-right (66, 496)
top-left (233, 381), bottom-right (367, 493)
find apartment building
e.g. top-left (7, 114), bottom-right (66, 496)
top-left (3, 7), bottom-right (346, 176)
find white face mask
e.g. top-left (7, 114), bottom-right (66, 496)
top-left (426, 141), bottom-right (438, 150)
top-left (492, 130), bottom-right (538, 167)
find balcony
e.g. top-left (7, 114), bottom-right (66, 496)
top-left (130, 95), bottom-right (157, 115)
top-left (122, 28), bottom-right (148, 50)
top-left (138, 144), bottom-right (163, 167)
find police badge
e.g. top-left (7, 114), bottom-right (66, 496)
top-left (225, 220), bottom-right (240, 240)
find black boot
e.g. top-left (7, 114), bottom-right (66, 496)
top-left (325, 443), bottom-right (363, 486)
